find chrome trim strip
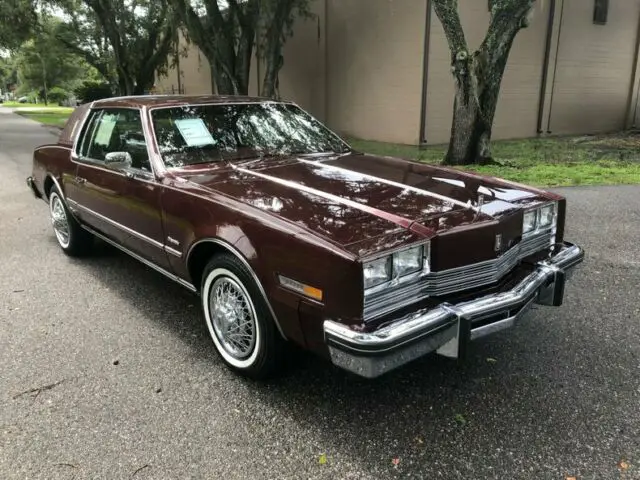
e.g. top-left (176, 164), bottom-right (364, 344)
top-left (164, 246), bottom-right (183, 258)
top-left (296, 158), bottom-right (478, 212)
top-left (67, 199), bottom-right (165, 250)
top-left (81, 224), bottom-right (197, 293)
top-left (324, 242), bottom-right (584, 378)
top-left (186, 238), bottom-right (287, 339)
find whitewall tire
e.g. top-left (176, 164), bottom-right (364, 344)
top-left (201, 253), bottom-right (284, 378)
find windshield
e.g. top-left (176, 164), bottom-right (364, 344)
top-left (150, 102), bottom-right (351, 168)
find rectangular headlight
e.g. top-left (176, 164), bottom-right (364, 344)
top-left (539, 203), bottom-right (556, 227)
top-left (523, 210), bottom-right (537, 234)
top-left (363, 256), bottom-right (392, 289)
top-left (393, 245), bottom-right (425, 277)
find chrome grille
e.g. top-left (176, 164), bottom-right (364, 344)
top-left (363, 230), bottom-right (554, 321)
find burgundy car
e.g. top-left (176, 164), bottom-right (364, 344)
top-left (26, 95), bottom-right (584, 379)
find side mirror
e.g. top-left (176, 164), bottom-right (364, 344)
top-left (105, 151), bottom-right (133, 172)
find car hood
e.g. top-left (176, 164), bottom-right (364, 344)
top-left (174, 153), bottom-right (558, 257)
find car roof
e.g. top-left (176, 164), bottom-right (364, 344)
top-left (90, 94), bottom-right (291, 109)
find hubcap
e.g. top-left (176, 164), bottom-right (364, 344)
top-left (208, 277), bottom-right (256, 360)
top-left (50, 195), bottom-right (70, 247)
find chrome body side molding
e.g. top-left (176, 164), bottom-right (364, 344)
top-left (81, 224), bottom-right (197, 293)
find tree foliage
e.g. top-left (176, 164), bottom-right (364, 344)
top-left (170, 0), bottom-right (313, 97)
top-left (432, 0), bottom-right (535, 165)
top-left (14, 15), bottom-right (96, 103)
top-left (54, 0), bottom-right (178, 95)
top-left (0, 0), bottom-right (38, 50)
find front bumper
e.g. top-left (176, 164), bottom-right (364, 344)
top-left (324, 241), bottom-right (584, 378)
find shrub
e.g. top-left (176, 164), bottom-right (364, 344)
top-left (47, 87), bottom-right (70, 104)
top-left (74, 81), bottom-right (113, 103)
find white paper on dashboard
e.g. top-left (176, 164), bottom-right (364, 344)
top-left (174, 118), bottom-right (216, 147)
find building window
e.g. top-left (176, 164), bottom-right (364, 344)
top-left (593, 0), bottom-right (609, 25)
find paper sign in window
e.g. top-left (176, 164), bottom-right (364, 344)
top-left (174, 118), bottom-right (215, 147)
top-left (94, 114), bottom-right (118, 146)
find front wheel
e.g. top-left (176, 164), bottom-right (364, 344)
top-left (201, 254), bottom-right (285, 379)
top-left (49, 187), bottom-right (93, 256)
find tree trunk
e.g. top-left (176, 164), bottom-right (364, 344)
top-left (40, 54), bottom-right (48, 106)
top-left (434, 0), bottom-right (534, 166)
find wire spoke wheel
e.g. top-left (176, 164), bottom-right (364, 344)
top-left (208, 276), bottom-right (257, 360)
top-left (50, 194), bottom-right (70, 248)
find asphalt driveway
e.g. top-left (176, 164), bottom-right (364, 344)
top-left (1, 107), bottom-right (639, 479)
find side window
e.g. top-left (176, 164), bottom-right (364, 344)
top-left (78, 108), bottom-right (152, 172)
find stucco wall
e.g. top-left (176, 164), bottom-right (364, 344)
top-left (325, 0), bottom-right (427, 145)
top-left (156, 31), bottom-right (212, 95)
top-left (156, 2), bottom-right (326, 122)
top-left (545, 0), bottom-right (640, 134)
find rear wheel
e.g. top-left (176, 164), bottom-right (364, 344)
top-left (49, 186), bottom-right (93, 256)
top-left (201, 253), bottom-right (285, 379)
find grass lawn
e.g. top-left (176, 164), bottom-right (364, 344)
top-left (2, 101), bottom-right (64, 108)
top-left (8, 106), bottom-right (74, 127)
top-left (347, 134), bottom-right (640, 187)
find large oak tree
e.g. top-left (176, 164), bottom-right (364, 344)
top-left (433, 0), bottom-right (536, 165)
top-left (55, 0), bottom-right (178, 95)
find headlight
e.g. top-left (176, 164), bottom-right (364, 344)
top-left (363, 243), bottom-right (429, 290)
top-left (523, 202), bottom-right (557, 237)
top-left (363, 256), bottom-right (392, 289)
top-left (539, 203), bottom-right (556, 227)
top-left (394, 245), bottom-right (424, 277)
top-left (523, 210), bottom-right (537, 234)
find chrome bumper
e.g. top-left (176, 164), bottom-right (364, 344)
top-left (324, 242), bottom-right (585, 379)
top-left (26, 176), bottom-right (42, 199)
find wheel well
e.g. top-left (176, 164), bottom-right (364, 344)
top-left (187, 241), bottom-right (228, 290)
top-left (43, 176), bottom-right (54, 199)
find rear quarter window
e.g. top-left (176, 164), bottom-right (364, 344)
top-left (58, 104), bottom-right (91, 148)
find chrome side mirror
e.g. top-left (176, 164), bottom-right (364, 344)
top-left (105, 151), bottom-right (133, 172)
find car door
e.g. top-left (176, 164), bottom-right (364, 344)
top-left (66, 107), bottom-right (171, 270)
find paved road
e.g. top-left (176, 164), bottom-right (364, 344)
top-left (1, 107), bottom-right (639, 480)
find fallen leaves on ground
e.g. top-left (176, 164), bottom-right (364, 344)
top-left (618, 460), bottom-right (630, 471)
top-left (318, 453), bottom-right (327, 465)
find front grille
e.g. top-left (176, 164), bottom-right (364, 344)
top-left (363, 230), bottom-right (553, 321)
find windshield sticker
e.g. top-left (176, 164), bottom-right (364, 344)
top-left (174, 118), bottom-right (216, 147)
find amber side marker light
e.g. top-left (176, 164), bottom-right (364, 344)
top-left (278, 275), bottom-right (323, 302)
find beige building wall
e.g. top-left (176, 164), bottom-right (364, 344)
top-left (254, 0), bottom-right (327, 120)
top-left (155, 1), bottom-right (640, 146)
top-left (425, 1), bottom-right (551, 145)
top-left (156, 2), bottom-right (326, 121)
top-left (325, 0), bottom-right (427, 145)
top-left (156, 31), bottom-right (212, 95)
top-left (545, 0), bottom-right (640, 135)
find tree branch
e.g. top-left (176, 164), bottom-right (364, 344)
top-left (432, 0), bottom-right (469, 58)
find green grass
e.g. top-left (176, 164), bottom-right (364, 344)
top-left (347, 134), bottom-right (640, 187)
top-left (2, 101), bottom-right (64, 108)
top-left (11, 107), bottom-right (74, 127)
